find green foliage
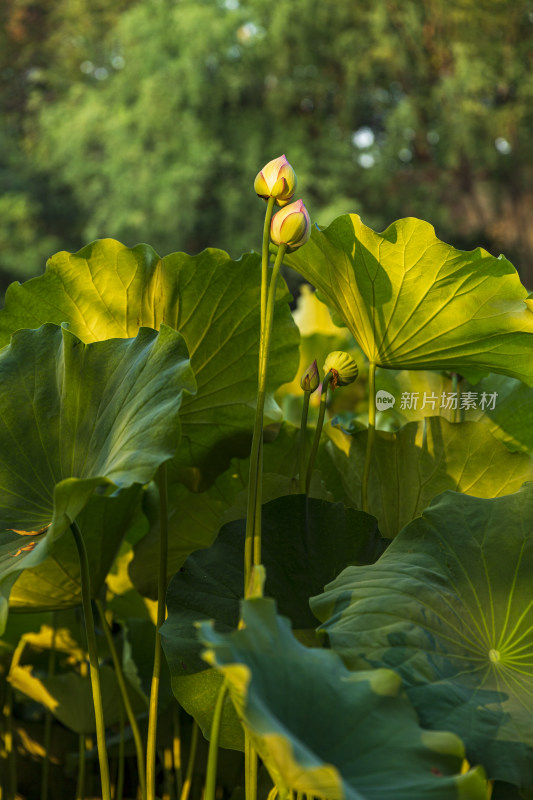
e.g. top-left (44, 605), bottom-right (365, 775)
top-left (199, 597), bottom-right (487, 800)
top-left (311, 485), bottom-right (533, 791)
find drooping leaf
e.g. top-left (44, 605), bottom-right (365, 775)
top-left (0, 238), bottom-right (299, 472)
top-left (160, 495), bottom-right (382, 750)
top-left (311, 485), bottom-right (533, 792)
top-left (198, 598), bottom-right (486, 800)
top-left (0, 323), bottom-right (195, 632)
top-left (284, 216), bottom-right (533, 383)
top-left (318, 417), bottom-right (533, 537)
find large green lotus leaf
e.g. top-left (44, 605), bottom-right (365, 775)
top-left (160, 496), bottom-right (382, 750)
top-left (198, 598), bottom-right (486, 800)
top-left (0, 323), bottom-right (195, 632)
top-left (311, 485), bottom-right (533, 792)
top-left (318, 417), bottom-right (533, 538)
top-left (471, 374), bottom-right (533, 456)
top-left (0, 238), bottom-right (299, 471)
top-left (284, 216), bottom-right (533, 383)
top-left (9, 663), bottom-right (146, 734)
top-left (128, 422), bottom-right (332, 599)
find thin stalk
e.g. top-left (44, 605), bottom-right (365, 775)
top-left (70, 520), bottom-right (111, 800)
top-left (261, 197), bottom-right (276, 331)
top-left (115, 705), bottom-right (125, 800)
top-left (75, 734), bottom-right (86, 800)
top-left (180, 722), bottom-right (198, 800)
top-left (162, 746), bottom-right (173, 800)
top-left (298, 392), bottom-right (311, 493)
top-left (147, 461), bottom-right (169, 800)
top-left (305, 372), bottom-right (334, 493)
top-left (172, 704), bottom-right (183, 800)
top-left (204, 683), bottom-right (228, 800)
top-left (95, 599), bottom-right (146, 800)
top-left (244, 243), bottom-right (287, 597)
top-left (451, 372), bottom-right (458, 423)
top-left (40, 615), bottom-right (57, 800)
top-left (361, 363), bottom-right (376, 513)
top-left (244, 737), bottom-right (258, 800)
top-left (3, 683), bottom-right (16, 800)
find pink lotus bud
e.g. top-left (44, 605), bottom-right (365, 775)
top-left (270, 199), bottom-right (311, 250)
top-left (254, 155), bottom-right (297, 207)
top-left (300, 359), bottom-right (320, 393)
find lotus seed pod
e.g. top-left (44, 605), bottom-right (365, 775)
top-left (300, 359), bottom-right (320, 393)
top-left (270, 199), bottom-right (311, 250)
top-left (254, 155), bottom-right (297, 207)
top-left (323, 351), bottom-right (358, 389)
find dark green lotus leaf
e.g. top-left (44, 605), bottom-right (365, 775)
top-left (0, 238), bottom-right (299, 471)
top-left (198, 598), bottom-right (486, 800)
top-left (160, 496), bottom-right (382, 750)
top-left (284, 216), bottom-right (533, 383)
top-left (311, 485), bottom-right (533, 792)
top-left (318, 417), bottom-right (533, 537)
top-left (129, 422), bottom-right (332, 599)
top-left (0, 323), bottom-right (195, 633)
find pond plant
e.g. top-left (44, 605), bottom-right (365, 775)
top-left (0, 156), bottom-right (532, 800)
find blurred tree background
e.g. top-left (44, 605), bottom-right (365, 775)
top-left (2, 0), bottom-right (533, 294)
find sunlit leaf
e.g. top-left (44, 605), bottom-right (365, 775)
top-left (285, 216), bottom-right (533, 383)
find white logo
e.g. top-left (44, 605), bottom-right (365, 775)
top-left (375, 390), bottom-right (396, 411)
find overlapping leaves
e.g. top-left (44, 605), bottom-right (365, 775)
top-left (199, 598), bottom-right (486, 800)
top-left (311, 485), bottom-right (533, 792)
top-left (0, 323), bottom-right (194, 631)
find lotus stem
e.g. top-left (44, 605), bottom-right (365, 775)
top-left (70, 520), bottom-right (111, 800)
top-left (95, 599), bottom-right (146, 800)
top-left (204, 682), bottom-right (228, 800)
top-left (172, 703), bottom-right (183, 800)
top-left (40, 614), bottom-right (57, 800)
top-left (305, 371), bottom-right (334, 493)
top-left (147, 461), bottom-right (169, 800)
top-left (244, 243), bottom-right (287, 596)
top-left (245, 737), bottom-right (258, 800)
top-left (361, 363), bottom-right (376, 512)
top-left (299, 391), bottom-right (311, 493)
top-left (180, 721), bottom-right (198, 800)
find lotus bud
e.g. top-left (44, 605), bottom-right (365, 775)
top-left (300, 359), bottom-right (320, 393)
top-left (323, 351), bottom-right (358, 390)
top-left (254, 154), bottom-right (297, 206)
top-left (270, 199), bottom-right (311, 250)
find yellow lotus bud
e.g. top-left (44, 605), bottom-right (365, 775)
top-left (254, 155), bottom-right (297, 206)
top-left (270, 199), bottom-right (311, 250)
top-left (323, 351), bottom-right (358, 389)
top-left (300, 359), bottom-right (320, 393)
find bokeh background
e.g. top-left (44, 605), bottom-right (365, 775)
top-left (2, 0), bottom-right (533, 295)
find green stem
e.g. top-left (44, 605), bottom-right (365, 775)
top-left (204, 683), bottom-right (228, 800)
top-left (75, 733), bottom-right (86, 800)
top-left (451, 372), bottom-right (458, 423)
top-left (96, 600), bottom-right (147, 800)
top-left (172, 704), bottom-right (183, 800)
top-left (261, 197), bottom-right (276, 332)
top-left (116, 705), bottom-right (125, 800)
top-left (70, 520), bottom-right (111, 800)
top-left (147, 461), bottom-right (169, 800)
top-left (298, 392), bottom-right (311, 493)
top-left (244, 243), bottom-right (287, 597)
top-left (180, 722), bottom-right (198, 800)
top-left (244, 736), bottom-right (258, 800)
top-left (361, 363), bottom-right (376, 513)
top-left (3, 683), bottom-right (16, 800)
top-left (305, 372), bottom-right (334, 493)
top-left (40, 615), bottom-right (57, 800)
